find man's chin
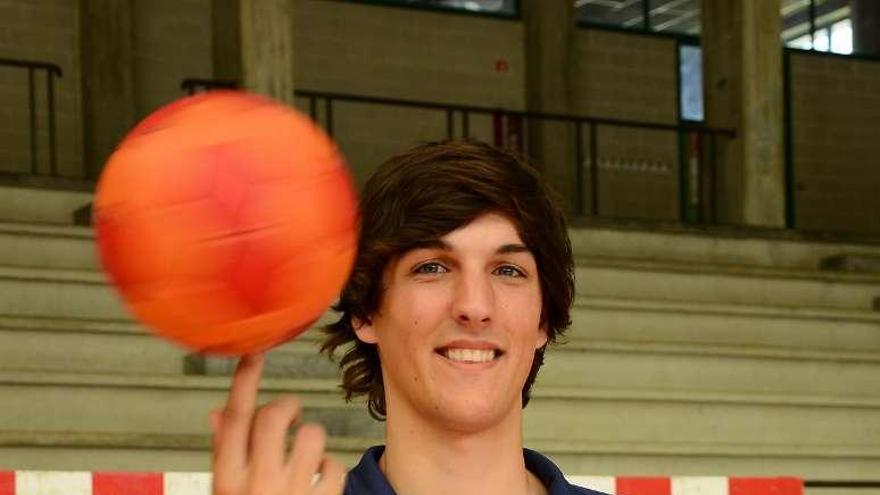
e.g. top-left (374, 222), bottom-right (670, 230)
top-left (430, 400), bottom-right (513, 434)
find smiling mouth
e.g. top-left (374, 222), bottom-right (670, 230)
top-left (435, 348), bottom-right (504, 363)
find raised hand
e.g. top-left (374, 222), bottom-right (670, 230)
top-left (210, 354), bottom-right (347, 495)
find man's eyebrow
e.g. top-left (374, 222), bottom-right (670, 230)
top-left (406, 239), bottom-right (452, 251)
top-left (496, 243), bottom-right (531, 255)
top-left (405, 241), bottom-right (531, 254)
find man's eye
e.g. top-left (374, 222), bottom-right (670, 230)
top-left (414, 262), bottom-right (447, 274)
top-left (495, 265), bottom-right (525, 278)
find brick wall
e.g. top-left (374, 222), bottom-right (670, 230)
top-left (0, 0), bottom-right (214, 179)
top-left (573, 29), bottom-right (680, 221)
top-left (0, 0), bottom-right (682, 221)
top-left (291, 5), bottom-right (682, 220)
top-left (10, 2), bottom-right (878, 237)
top-left (0, 0), bottom-right (82, 177)
top-left (133, 0), bottom-right (213, 119)
top-left (293, 0), bottom-right (524, 186)
top-left (789, 51), bottom-right (880, 235)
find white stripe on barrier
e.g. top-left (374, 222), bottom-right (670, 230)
top-left (567, 475), bottom-right (616, 494)
top-left (16, 471), bottom-right (91, 495)
top-left (164, 472), bottom-right (211, 495)
top-left (673, 477), bottom-right (728, 495)
top-left (1, 471), bottom-right (804, 495)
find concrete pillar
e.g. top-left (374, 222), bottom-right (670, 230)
top-left (701, 0), bottom-right (786, 227)
top-left (212, 0), bottom-right (296, 104)
top-left (522, 0), bottom-right (577, 214)
top-left (79, 0), bottom-right (137, 178)
top-left (853, 0), bottom-right (880, 55)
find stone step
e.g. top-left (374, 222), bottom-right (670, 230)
top-left (575, 258), bottom-right (880, 310)
top-left (539, 340), bottom-right (880, 398)
top-left (524, 386), bottom-right (880, 449)
top-left (4, 225), bottom-right (880, 284)
top-left (0, 266), bottom-right (128, 319)
top-left (0, 370), bottom-right (876, 456)
top-left (569, 297), bottom-right (880, 354)
top-left (820, 253), bottom-right (880, 274)
top-left (0, 371), bottom-right (383, 439)
top-left (0, 313), bottom-right (338, 376)
top-left (0, 430), bottom-right (372, 471)
top-left (568, 224), bottom-right (880, 271)
top-left (0, 221), bottom-right (98, 270)
top-left (0, 323), bottom-right (188, 375)
top-left (1, 297), bottom-right (877, 379)
top-left (7, 183), bottom-right (880, 293)
top-left (185, 338), bottom-right (339, 379)
top-left (0, 290), bottom-right (880, 377)
top-left (3, 256), bottom-right (879, 324)
top-left (194, 332), bottom-right (880, 401)
top-left (16, 192), bottom-right (880, 271)
top-left (0, 185), bottom-right (92, 225)
top-left (2, 431), bottom-right (879, 480)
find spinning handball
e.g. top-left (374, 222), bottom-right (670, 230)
top-left (93, 91), bottom-right (358, 355)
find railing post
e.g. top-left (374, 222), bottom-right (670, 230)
top-left (324, 97), bottom-right (334, 138)
top-left (696, 131), bottom-right (705, 224)
top-left (462, 111), bottom-right (470, 138)
top-left (589, 122), bottom-right (599, 217)
top-left (308, 95), bottom-right (317, 122)
top-left (47, 70), bottom-right (57, 177)
top-left (27, 67), bottom-right (37, 175)
top-left (575, 121), bottom-right (584, 216)
top-left (446, 109), bottom-right (454, 139)
top-left (709, 133), bottom-right (718, 224)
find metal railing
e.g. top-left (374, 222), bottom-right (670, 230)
top-left (182, 78), bottom-right (734, 223)
top-left (0, 57), bottom-right (63, 176)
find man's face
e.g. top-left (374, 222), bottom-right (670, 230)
top-left (355, 212), bottom-right (547, 432)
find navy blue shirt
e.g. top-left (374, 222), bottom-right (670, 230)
top-left (344, 445), bottom-right (607, 495)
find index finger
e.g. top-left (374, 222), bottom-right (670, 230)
top-left (215, 353), bottom-right (265, 470)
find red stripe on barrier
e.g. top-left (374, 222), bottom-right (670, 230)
top-left (730, 477), bottom-right (803, 495)
top-left (93, 472), bottom-right (164, 495)
top-left (0, 472), bottom-right (13, 495)
top-left (617, 477), bottom-right (672, 495)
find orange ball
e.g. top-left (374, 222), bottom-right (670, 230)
top-left (93, 91), bottom-right (358, 355)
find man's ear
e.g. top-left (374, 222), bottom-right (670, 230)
top-left (535, 323), bottom-right (549, 349)
top-left (352, 316), bottom-right (378, 344)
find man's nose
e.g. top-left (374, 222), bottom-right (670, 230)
top-left (451, 271), bottom-right (493, 329)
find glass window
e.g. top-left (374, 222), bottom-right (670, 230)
top-left (782, 0), bottom-right (855, 55)
top-left (813, 27), bottom-right (831, 50)
top-left (575, 0), bottom-right (646, 29)
top-left (350, 0), bottom-right (518, 16)
top-left (575, 0), bottom-right (700, 35)
top-left (426, 0), bottom-right (516, 14)
top-left (651, 0), bottom-right (701, 35)
top-left (788, 33), bottom-right (814, 49)
top-left (830, 18), bottom-right (853, 53)
top-left (679, 44), bottom-right (703, 121)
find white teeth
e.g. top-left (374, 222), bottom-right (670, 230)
top-left (443, 348), bottom-right (496, 363)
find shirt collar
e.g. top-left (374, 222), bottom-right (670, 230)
top-left (344, 444), bottom-right (582, 495)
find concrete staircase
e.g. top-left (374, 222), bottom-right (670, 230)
top-left (0, 184), bottom-right (879, 483)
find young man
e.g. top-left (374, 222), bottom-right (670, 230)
top-left (210, 140), bottom-right (603, 495)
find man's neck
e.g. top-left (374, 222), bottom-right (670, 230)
top-left (377, 399), bottom-right (548, 495)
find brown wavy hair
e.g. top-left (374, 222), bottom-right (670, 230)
top-left (320, 139), bottom-right (574, 421)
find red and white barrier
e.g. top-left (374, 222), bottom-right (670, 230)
top-left (0, 471), bottom-right (802, 495)
top-left (567, 477), bottom-right (803, 495)
top-left (0, 472), bottom-right (210, 495)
